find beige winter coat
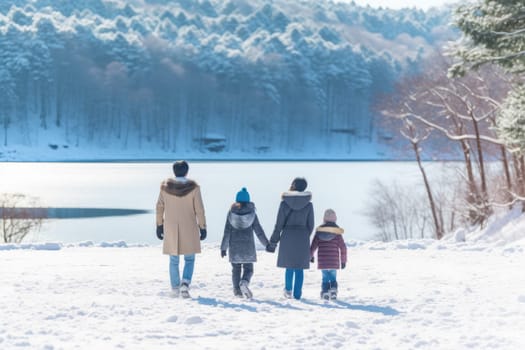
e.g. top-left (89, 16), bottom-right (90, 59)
top-left (156, 178), bottom-right (207, 255)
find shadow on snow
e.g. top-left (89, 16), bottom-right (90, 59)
top-left (301, 299), bottom-right (400, 316)
top-left (196, 296), bottom-right (398, 315)
top-left (249, 298), bottom-right (303, 310)
top-left (196, 297), bottom-right (303, 311)
top-left (197, 297), bottom-right (257, 312)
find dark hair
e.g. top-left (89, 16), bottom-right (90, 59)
top-left (290, 177), bottom-right (307, 192)
top-left (232, 202), bottom-right (248, 209)
top-left (173, 160), bottom-right (189, 177)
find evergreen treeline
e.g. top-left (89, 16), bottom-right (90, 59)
top-left (0, 0), bottom-right (451, 157)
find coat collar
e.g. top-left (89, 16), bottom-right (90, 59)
top-left (281, 191), bottom-right (312, 210)
top-left (315, 224), bottom-right (344, 235)
top-left (161, 178), bottom-right (198, 197)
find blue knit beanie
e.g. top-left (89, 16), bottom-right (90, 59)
top-left (236, 187), bottom-right (250, 203)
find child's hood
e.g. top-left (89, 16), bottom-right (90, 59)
top-left (315, 223), bottom-right (344, 241)
top-left (228, 202), bottom-right (256, 229)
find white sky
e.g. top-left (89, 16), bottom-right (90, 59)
top-left (339, 0), bottom-right (459, 10)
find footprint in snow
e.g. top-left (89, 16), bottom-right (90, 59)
top-left (185, 316), bottom-right (203, 324)
top-left (345, 321), bottom-right (360, 329)
top-left (518, 295), bottom-right (525, 303)
top-left (166, 315), bottom-right (178, 323)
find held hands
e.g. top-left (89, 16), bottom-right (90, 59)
top-left (221, 250), bottom-right (227, 258)
top-left (341, 262), bottom-right (346, 269)
top-left (310, 256), bottom-right (315, 263)
top-left (265, 243), bottom-right (276, 253)
top-left (156, 225), bottom-right (164, 240)
top-left (199, 228), bottom-right (207, 241)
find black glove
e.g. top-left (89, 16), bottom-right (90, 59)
top-left (199, 228), bottom-right (207, 241)
top-left (221, 250), bottom-right (227, 258)
top-left (156, 225), bottom-right (164, 240)
top-left (266, 244), bottom-right (275, 253)
top-left (341, 262), bottom-right (346, 269)
top-left (310, 256), bottom-right (314, 263)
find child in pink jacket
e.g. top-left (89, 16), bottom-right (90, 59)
top-left (310, 209), bottom-right (347, 300)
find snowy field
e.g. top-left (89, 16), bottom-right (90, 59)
top-left (1, 234), bottom-right (525, 350)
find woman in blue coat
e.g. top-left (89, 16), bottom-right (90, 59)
top-left (268, 177), bottom-right (314, 300)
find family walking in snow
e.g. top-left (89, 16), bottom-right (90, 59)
top-left (155, 161), bottom-right (347, 300)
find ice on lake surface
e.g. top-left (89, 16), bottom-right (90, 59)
top-left (1, 161), bottom-right (434, 243)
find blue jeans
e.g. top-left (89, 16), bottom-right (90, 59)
top-left (321, 269), bottom-right (337, 292)
top-left (285, 268), bottom-right (304, 299)
top-left (169, 254), bottom-right (195, 289)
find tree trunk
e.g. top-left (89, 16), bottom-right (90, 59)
top-left (459, 138), bottom-right (480, 222)
top-left (518, 155), bottom-right (525, 212)
top-left (412, 140), bottom-right (443, 239)
top-left (471, 114), bottom-right (490, 224)
top-left (500, 145), bottom-right (513, 206)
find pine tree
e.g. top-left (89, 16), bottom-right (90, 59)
top-left (450, 0), bottom-right (525, 76)
top-left (497, 85), bottom-right (525, 153)
top-left (450, 1), bottom-right (525, 152)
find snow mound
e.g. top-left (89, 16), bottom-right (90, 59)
top-left (0, 241), bottom-right (152, 250)
top-left (0, 242), bottom-right (62, 251)
top-left (99, 241), bottom-right (128, 248)
top-left (443, 206), bottom-right (525, 247)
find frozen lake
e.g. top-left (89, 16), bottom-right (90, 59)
top-left (0, 161), bottom-right (434, 244)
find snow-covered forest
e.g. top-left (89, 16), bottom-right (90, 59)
top-left (0, 0), bottom-right (452, 158)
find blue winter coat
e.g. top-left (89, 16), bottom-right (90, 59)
top-left (270, 191), bottom-right (314, 269)
top-left (221, 202), bottom-right (269, 263)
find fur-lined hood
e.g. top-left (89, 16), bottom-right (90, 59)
top-left (315, 223), bottom-right (344, 241)
top-left (281, 191), bottom-right (312, 210)
top-left (228, 202), bottom-right (256, 230)
top-left (161, 178), bottom-right (198, 197)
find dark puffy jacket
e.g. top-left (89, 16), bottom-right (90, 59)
top-left (221, 202), bottom-right (269, 263)
top-left (270, 191), bottom-right (314, 269)
top-left (310, 223), bottom-right (347, 270)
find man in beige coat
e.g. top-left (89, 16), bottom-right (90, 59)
top-left (156, 160), bottom-right (207, 298)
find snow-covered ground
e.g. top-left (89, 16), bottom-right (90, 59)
top-left (1, 227), bottom-right (525, 349)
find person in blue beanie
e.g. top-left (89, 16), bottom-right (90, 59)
top-left (221, 187), bottom-right (271, 298)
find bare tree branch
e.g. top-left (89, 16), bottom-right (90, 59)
top-left (0, 193), bottom-right (44, 243)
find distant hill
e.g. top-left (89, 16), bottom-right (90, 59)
top-left (0, 0), bottom-right (454, 160)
